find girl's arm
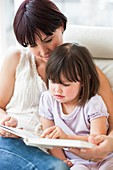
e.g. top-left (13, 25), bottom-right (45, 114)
top-left (41, 116), bottom-right (107, 141)
top-left (40, 117), bottom-right (67, 159)
top-left (40, 117), bottom-right (73, 167)
top-left (96, 67), bottom-right (113, 135)
top-left (90, 116), bottom-right (107, 135)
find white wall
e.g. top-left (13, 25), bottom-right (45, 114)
top-left (0, 0), bottom-right (6, 67)
top-left (1, 0), bottom-right (113, 68)
top-left (0, 0), bottom-right (16, 68)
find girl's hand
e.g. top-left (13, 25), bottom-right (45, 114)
top-left (0, 115), bottom-right (18, 138)
top-left (41, 126), bottom-right (68, 139)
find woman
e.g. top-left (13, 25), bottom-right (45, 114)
top-left (0, 0), bottom-right (69, 169)
top-left (0, 0), bottom-right (113, 169)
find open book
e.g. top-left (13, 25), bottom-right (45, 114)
top-left (0, 124), bottom-right (96, 149)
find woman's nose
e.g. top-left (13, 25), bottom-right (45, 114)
top-left (39, 44), bottom-right (48, 57)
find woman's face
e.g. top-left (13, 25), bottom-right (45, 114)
top-left (29, 26), bottom-right (64, 62)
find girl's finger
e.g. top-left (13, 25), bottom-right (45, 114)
top-left (49, 129), bottom-right (60, 139)
top-left (41, 126), bottom-right (56, 137)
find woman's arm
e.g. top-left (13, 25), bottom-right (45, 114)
top-left (0, 49), bottom-right (21, 136)
top-left (69, 135), bottom-right (113, 162)
top-left (96, 67), bottom-right (113, 135)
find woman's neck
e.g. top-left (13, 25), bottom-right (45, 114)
top-left (35, 57), bottom-right (46, 82)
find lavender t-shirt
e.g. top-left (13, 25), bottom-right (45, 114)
top-left (39, 91), bottom-right (109, 164)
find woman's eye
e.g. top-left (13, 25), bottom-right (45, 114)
top-left (45, 38), bottom-right (52, 43)
top-left (30, 44), bottom-right (37, 48)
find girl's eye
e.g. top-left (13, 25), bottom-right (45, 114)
top-left (63, 84), bottom-right (70, 87)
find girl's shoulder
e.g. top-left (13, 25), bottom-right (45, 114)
top-left (40, 91), bottom-right (56, 105)
top-left (88, 94), bottom-right (105, 106)
top-left (41, 90), bottom-right (52, 100)
top-left (86, 94), bottom-right (108, 118)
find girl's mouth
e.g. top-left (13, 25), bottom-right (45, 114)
top-left (55, 95), bottom-right (64, 99)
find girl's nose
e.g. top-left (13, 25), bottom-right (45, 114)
top-left (55, 84), bottom-right (62, 93)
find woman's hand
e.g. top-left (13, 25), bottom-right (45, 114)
top-left (0, 115), bottom-right (18, 138)
top-left (69, 135), bottom-right (113, 162)
top-left (41, 126), bottom-right (68, 139)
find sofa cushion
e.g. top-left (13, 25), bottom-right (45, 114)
top-left (63, 24), bottom-right (113, 59)
top-left (94, 59), bottom-right (113, 91)
top-left (63, 24), bottom-right (113, 90)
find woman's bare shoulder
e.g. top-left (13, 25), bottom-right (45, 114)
top-left (2, 47), bottom-right (23, 71)
top-left (6, 46), bottom-right (22, 62)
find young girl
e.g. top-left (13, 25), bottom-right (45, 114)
top-left (39, 43), bottom-right (113, 169)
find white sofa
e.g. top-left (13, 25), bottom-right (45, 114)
top-left (63, 25), bottom-right (113, 91)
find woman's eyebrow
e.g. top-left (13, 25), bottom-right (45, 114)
top-left (41, 35), bottom-right (52, 42)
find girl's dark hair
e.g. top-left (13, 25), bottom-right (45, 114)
top-left (46, 43), bottom-right (99, 106)
top-left (13, 0), bottom-right (67, 47)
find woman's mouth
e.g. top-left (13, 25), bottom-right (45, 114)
top-left (43, 54), bottom-right (50, 61)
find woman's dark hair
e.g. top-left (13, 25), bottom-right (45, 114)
top-left (13, 0), bottom-right (67, 47)
top-left (46, 43), bottom-right (99, 106)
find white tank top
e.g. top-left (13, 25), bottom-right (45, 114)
top-left (6, 49), bottom-right (47, 132)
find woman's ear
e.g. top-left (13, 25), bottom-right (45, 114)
top-left (60, 24), bottom-right (64, 33)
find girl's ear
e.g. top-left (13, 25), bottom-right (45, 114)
top-left (89, 74), bottom-right (91, 79)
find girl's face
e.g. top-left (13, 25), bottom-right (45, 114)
top-left (49, 75), bottom-right (81, 106)
top-left (29, 26), bottom-right (63, 62)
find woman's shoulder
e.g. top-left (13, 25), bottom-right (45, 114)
top-left (0, 47), bottom-right (21, 75)
top-left (2, 47), bottom-right (29, 72)
top-left (4, 47), bottom-right (22, 67)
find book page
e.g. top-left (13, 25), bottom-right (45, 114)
top-left (24, 137), bottom-right (96, 149)
top-left (0, 124), bottom-right (40, 138)
top-left (0, 124), bottom-right (96, 149)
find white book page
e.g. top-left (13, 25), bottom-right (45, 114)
top-left (0, 124), bottom-right (96, 149)
top-left (24, 137), bottom-right (96, 149)
top-left (0, 124), bottom-right (39, 138)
